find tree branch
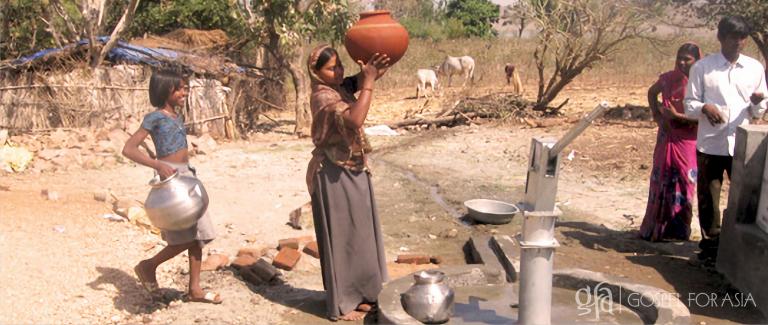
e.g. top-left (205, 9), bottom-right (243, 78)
top-left (51, 0), bottom-right (80, 39)
top-left (93, 0), bottom-right (140, 68)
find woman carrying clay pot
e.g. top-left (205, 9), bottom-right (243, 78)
top-left (305, 44), bottom-right (390, 321)
top-left (639, 43), bottom-right (702, 241)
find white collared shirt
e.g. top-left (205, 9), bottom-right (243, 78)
top-left (684, 52), bottom-right (767, 156)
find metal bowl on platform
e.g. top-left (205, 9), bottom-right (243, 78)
top-left (464, 199), bottom-right (519, 224)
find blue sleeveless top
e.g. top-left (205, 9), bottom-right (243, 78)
top-left (141, 110), bottom-right (188, 157)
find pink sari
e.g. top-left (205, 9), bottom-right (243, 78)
top-left (639, 69), bottom-right (698, 241)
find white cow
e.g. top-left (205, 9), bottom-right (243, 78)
top-left (416, 68), bottom-right (439, 99)
top-left (438, 56), bottom-right (475, 87)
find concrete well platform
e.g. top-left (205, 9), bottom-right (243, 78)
top-left (378, 265), bottom-right (689, 324)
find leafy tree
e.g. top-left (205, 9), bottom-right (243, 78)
top-left (378, 0), bottom-right (467, 41)
top-left (679, 0), bottom-right (768, 73)
top-left (445, 0), bottom-right (499, 38)
top-left (126, 0), bottom-right (246, 39)
top-left (518, 0), bottom-right (661, 110)
top-left (0, 0), bottom-right (142, 67)
top-left (239, 0), bottom-right (352, 136)
top-left (0, 0), bottom-right (76, 60)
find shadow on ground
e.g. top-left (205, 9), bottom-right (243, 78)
top-left (231, 269), bottom-right (384, 324)
top-left (88, 267), bottom-right (183, 315)
top-left (232, 269), bottom-right (327, 320)
top-left (558, 221), bottom-right (766, 324)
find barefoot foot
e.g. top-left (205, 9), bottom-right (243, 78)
top-left (134, 260), bottom-right (159, 293)
top-left (338, 310), bottom-right (367, 321)
top-left (356, 303), bottom-right (375, 312)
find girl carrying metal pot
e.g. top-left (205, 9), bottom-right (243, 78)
top-left (122, 69), bottom-right (221, 304)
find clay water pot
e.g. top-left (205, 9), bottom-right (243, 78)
top-left (144, 172), bottom-right (209, 231)
top-left (344, 10), bottom-right (409, 65)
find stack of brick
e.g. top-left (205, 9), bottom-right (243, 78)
top-left (231, 246), bottom-right (279, 285)
top-left (272, 235), bottom-right (321, 271)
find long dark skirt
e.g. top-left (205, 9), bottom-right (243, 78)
top-left (310, 162), bottom-right (388, 320)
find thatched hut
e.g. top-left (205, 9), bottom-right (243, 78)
top-left (0, 29), bottom-right (271, 139)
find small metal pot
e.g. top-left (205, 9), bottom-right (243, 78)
top-left (144, 172), bottom-right (209, 231)
top-left (401, 270), bottom-right (455, 324)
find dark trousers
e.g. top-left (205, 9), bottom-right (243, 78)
top-left (695, 151), bottom-right (732, 252)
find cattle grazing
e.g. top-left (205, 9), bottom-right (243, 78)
top-left (438, 56), bottom-right (475, 87)
top-left (416, 68), bottom-right (439, 99)
top-left (505, 63), bottom-right (523, 94)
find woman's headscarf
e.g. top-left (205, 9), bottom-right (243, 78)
top-left (308, 43), bottom-right (332, 91)
top-left (307, 43), bottom-right (357, 104)
top-left (304, 44), bottom-right (370, 194)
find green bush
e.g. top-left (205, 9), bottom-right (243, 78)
top-left (127, 0), bottom-right (246, 38)
top-left (445, 0), bottom-right (499, 38)
top-left (443, 18), bottom-right (468, 39)
top-left (401, 17), bottom-right (468, 41)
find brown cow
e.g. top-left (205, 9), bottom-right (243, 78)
top-left (505, 63), bottom-right (523, 94)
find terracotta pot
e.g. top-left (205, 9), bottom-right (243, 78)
top-left (344, 10), bottom-right (409, 65)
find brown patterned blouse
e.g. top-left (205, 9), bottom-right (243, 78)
top-left (306, 76), bottom-right (372, 193)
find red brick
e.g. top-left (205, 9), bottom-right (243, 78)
top-left (277, 235), bottom-right (315, 250)
top-left (396, 254), bottom-right (431, 265)
top-left (237, 247), bottom-right (267, 259)
top-left (201, 254), bottom-right (229, 271)
top-left (277, 238), bottom-right (300, 250)
top-left (303, 241), bottom-right (320, 259)
top-left (273, 248), bottom-right (302, 271)
top-left (231, 254), bottom-right (258, 269)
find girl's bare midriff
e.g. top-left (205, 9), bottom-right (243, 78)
top-left (158, 148), bottom-right (189, 164)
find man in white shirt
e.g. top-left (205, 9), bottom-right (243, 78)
top-left (684, 16), bottom-right (767, 262)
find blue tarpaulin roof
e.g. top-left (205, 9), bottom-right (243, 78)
top-left (9, 36), bottom-right (244, 73)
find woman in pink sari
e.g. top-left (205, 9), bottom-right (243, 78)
top-left (640, 43), bottom-right (702, 241)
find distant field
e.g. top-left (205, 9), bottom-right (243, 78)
top-left (330, 34), bottom-right (762, 92)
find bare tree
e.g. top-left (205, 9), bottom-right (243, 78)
top-left (500, 4), bottom-right (527, 38)
top-left (77, 0), bottom-right (103, 66)
top-left (50, 0), bottom-right (82, 40)
top-left (93, 0), bottom-right (140, 67)
top-left (519, 0), bottom-right (661, 110)
top-left (44, 0), bottom-right (140, 68)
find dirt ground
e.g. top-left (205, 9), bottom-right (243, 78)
top-left (1, 85), bottom-right (765, 324)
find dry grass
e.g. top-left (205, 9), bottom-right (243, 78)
top-left (283, 33), bottom-right (764, 124)
top-left (130, 29), bottom-right (230, 53)
top-left (163, 29), bottom-right (229, 49)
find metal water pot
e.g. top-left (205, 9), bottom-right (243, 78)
top-left (144, 172), bottom-right (209, 231)
top-left (401, 270), bottom-right (455, 324)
